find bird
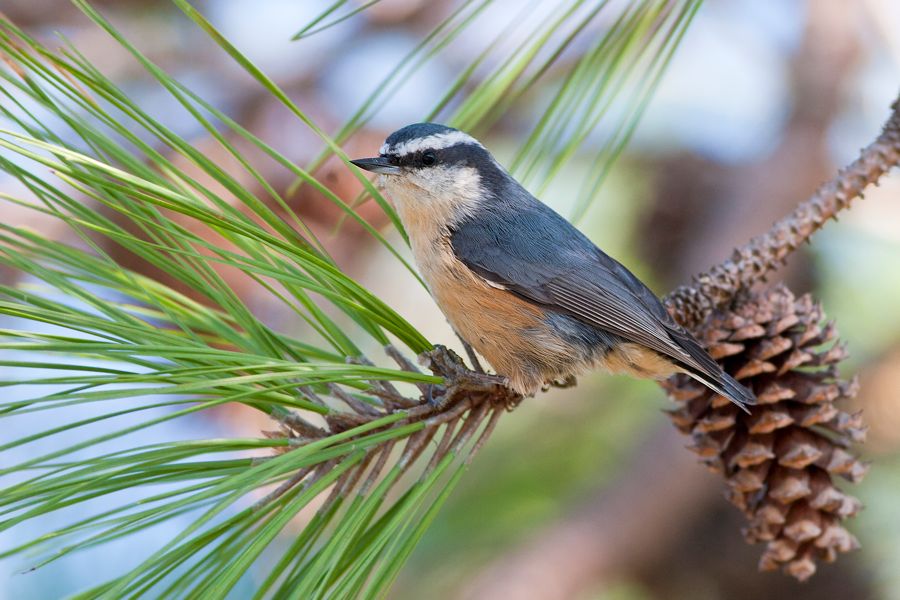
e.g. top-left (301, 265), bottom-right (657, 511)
top-left (350, 123), bottom-right (755, 411)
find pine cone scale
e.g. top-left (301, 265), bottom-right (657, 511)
top-left (664, 284), bottom-right (866, 580)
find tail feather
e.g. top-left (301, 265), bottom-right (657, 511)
top-left (685, 369), bottom-right (756, 414)
top-left (662, 324), bottom-right (756, 413)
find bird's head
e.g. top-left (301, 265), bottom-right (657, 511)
top-left (351, 123), bottom-right (501, 228)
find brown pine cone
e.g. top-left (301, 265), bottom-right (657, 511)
top-left (663, 284), bottom-right (867, 581)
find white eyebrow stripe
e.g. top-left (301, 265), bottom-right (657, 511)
top-left (382, 130), bottom-right (482, 157)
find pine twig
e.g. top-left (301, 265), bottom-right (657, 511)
top-left (665, 93), bottom-right (900, 328)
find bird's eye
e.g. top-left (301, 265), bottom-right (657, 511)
top-left (421, 151), bottom-right (436, 167)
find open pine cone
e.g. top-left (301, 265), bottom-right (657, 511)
top-left (663, 284), bottom-right (867, 581)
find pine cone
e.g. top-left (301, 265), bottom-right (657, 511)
top-left (663, 284), bottom-right (867, 581)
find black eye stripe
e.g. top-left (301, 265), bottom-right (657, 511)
top-left (388, 142), bottom-right (486, 168)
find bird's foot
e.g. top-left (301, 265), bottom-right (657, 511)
top-left (418, 345), bottom-right (512, 410)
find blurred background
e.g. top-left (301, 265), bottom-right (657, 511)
top-left (1, 0), bottom-right (898, 598)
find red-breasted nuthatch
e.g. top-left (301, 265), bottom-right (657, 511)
top-left (351, 123), bottom-right (755, 411)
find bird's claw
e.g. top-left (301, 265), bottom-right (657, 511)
top-left (417, 345), bottom-right (512, 409)
top-left (424, 382), bottom-right (450, 409)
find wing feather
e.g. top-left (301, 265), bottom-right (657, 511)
top-left (450, 193), bottom-right (731, 387)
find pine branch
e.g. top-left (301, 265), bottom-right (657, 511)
top-left (259, 344), bottom-right (518, 503)
top-left (665, 93), bottom-right (900, 328)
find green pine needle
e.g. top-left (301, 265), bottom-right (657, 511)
top-left (0, 0), bottom-right (699, 597)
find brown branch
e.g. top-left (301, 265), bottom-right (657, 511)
top-left (665, 93), bottom-right (900, 328)
top-left (262, 345), bottom-right (518, 508)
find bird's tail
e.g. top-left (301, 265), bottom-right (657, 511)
top-left (685, 369), bottom-right (756, 414)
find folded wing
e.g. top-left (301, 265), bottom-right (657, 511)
top-left (449, 196), bottom-right (754, 410)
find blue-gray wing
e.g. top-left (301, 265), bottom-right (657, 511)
top-left (449, 197), bottom-right (754, 409)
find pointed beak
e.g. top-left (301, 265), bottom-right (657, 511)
top-left (350, 156), bottom-right (401, 175)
